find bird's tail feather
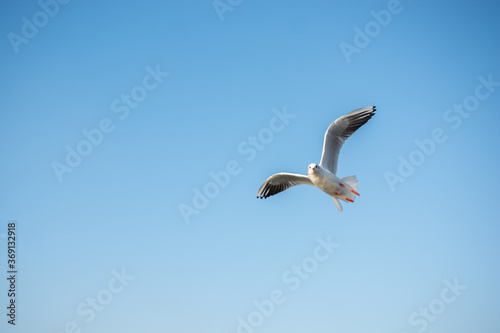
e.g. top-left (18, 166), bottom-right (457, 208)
top-left (333, 175), bottom-right (358, 209)
top-left (341, 175), bottom-right (358, 190)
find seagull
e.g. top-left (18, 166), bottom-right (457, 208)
top-left (256, 106), bottom-right (376, 212)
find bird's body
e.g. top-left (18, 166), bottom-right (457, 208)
top-left (256, 106), bottom-right (375, 212)
top-left (308, 164), bottom-right (343, 197)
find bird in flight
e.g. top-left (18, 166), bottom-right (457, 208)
top-left (256, 106), bottom-right (376, 212)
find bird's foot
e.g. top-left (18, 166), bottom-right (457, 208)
top-left (340, 183), bottom-right (359, 196)
top-left (335, 193), bottom-right (354, 203)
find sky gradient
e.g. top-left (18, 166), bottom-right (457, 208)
top-left (1, 1), bottom-right (500, 332)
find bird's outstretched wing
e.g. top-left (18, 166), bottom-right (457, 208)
top-left (319, 106), bottom-right (376, 174)
top-left (257, 173), bottom-right (313, 199)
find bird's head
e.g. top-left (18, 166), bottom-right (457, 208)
top-left (308, 163), bottom-right (319, 175)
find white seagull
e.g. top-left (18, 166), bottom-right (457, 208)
top-left (256, 106), bottom-right (376, 212)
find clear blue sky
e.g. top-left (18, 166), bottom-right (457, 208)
top-left (1, 1), bottom-right (500, 332)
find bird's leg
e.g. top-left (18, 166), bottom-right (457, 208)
top-left (335, 193), bottom-right (354, 203)
top-left (340, 183), bottom-right (359, 196)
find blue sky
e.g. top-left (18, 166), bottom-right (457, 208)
top-left (1, 0), bottom-right (500, 332)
